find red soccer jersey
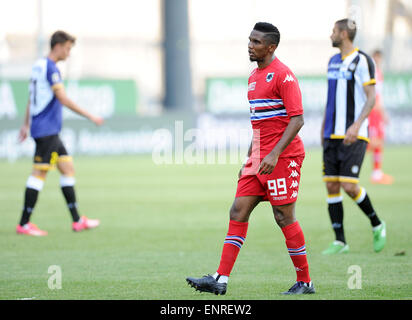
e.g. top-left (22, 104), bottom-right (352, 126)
top-left (248, 57), bottom-right (305, 159)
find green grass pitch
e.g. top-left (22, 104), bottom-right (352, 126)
top-left (0, 146), bottom-right (411, 300)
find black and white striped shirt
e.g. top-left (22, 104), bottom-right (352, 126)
top-left (324, 48), bottom-right (376, 141)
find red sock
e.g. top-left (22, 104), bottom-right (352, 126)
top-left (216, 220), bottom-right (248, 276)
top-left (373, 147), bottom-right (382, 171)
top-left (281, 221), bottom-right (311, 283)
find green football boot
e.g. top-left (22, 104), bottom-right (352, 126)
top-left (373, 221), bottom-right (386, 252)
top-left (322, 240), bottom-right (349, 255)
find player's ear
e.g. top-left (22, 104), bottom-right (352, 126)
top-left (341, 29), bottom-right (348, 40)
top-left (269, 43), bottom-right (277, 53)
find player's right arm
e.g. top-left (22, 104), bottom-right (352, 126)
top-left (18, 98), bottom-right (31, 143)
top-left (54, 86), bottom-right (104, 126)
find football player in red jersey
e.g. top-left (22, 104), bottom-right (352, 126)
top-left (187, 22), bottom-right (314, 295)
top-left (368, 50), bottom-right (393, 184)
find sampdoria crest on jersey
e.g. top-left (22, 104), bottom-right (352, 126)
top-left (266, 72), bottom-right (274, 82)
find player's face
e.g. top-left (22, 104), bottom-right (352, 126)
top-left (330, 24), bottom-right (342, 48)
top-left (57, 41), bottom-right (73, 61)
top-left (373, 53), bottom-right (382, 66)
top-left (248, 30), bottom-right (273, 62)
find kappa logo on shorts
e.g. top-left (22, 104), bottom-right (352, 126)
top-left (288, 160), bottom-right (298, 168)
top-left (289, 170), bottom-right (299, 178)
top-left (289, 180), bottom-right (299, 188)
top-left (290, 190), bottom-right (298, 199)
top-left (351, 165), bottom-right (359, 174)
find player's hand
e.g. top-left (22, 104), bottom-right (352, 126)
top-left (343, 123), bottom-right (360, 145)
top-left (238, 164), bottom-right (246, 178)
top-left (18, 125), bottom-right (29, 143)
top-left (258, 152), bottom-right (279, 175)
top-left (90, 115), bottom-right (104, 126)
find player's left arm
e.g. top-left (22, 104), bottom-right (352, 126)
top-left (259, 70), bottom-right (305, 175)
top-left (344, 53), bottom-right (376, 145)
top-left (343, 84), bottom-right (375, 145)
top-left (259, 71), bottom-right (304, 175)
top-left (258, 115), bottom-right (304, 175)
top-left (47, 63), bottom-right (103, 126)
top-left (54, 85), bottom-right (104, 126)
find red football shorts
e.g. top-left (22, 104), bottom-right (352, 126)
top-left (236, 156), bottom-right (304, 206)
top-left (368, 106), bottom-right (385, 140)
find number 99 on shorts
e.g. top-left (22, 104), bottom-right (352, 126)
top-left (267, 178), bottom-right (287, 196)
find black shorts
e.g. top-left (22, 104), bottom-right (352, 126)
top-left (33, 134), bottom-right (70, 170)
top-left (322, 138), bottom-right (367, 184)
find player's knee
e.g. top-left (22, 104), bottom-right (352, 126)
top-left (273, 207), bottom-right (294, 228)
top-left (32, 169), bottom-right (48, 180)
top-left (326, 181), bottom-right (340, 194)
top-left (229, 205), bottom-right (241, 221)
top-left (229, 203), bottom-right (248, 222)
top-left (273, 210), bottom-right (285, 226)
top-left (341, 182), bottom-right (358, 198)
top-left (59, 165), bottom-right (75, 176)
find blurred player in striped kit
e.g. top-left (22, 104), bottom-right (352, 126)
top-left (17, 31), bottom-right (103, 236)
top-left (321, 19), bottom-right (386, 255)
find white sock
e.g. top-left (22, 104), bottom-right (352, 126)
top-left (60, 175), bottom-right (75, 187)
top-left (26, 175), bottom-right (44, 191)
top-left (372, 170), bottom-right (383, 180)
top-left (213, 272), bottom-right (229, 284)
top-left (372, 223), bottom-right (382, 232)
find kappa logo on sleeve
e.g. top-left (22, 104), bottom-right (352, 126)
top-left (283, 74), bottom-right (294, 83)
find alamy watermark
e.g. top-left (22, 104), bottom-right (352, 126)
top-left (347, 265), bottom-right (362, 289)
top-left (347, 5), bottom-right (363, 31)
top-left (48, 265), bottom-right (62, 290)
top-left (151, 120), bottom-right (258, 167)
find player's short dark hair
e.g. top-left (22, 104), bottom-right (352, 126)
top-left (335, 19), bottom-right (357, 42)
top-left (50, 30), bottom-right (76, 49)
top-left (253, 22), bottom-right (280, 46)
top-left (373, 49), bottom-right (383, 56)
